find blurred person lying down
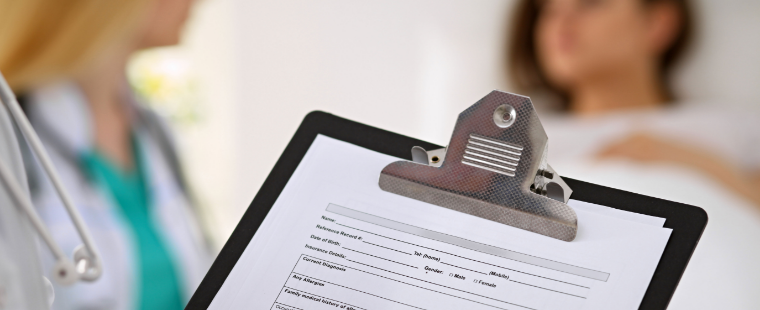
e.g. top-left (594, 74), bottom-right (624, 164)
top-left (507, 0), bottom-right (760, 308)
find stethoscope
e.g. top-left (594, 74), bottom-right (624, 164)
top-left (0, 71), bottom-right (102, 286)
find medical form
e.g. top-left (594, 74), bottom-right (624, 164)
top-left (208, 135), bottom-right (672, 310)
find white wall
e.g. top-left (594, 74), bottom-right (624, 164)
top-left (227, 0), bottom-right (512, 237)
top-left (674, 0), bottom-right (760, 107)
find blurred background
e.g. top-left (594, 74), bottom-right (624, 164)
top-left (138, 0), bottom-right (760, 308)
top-left (151, 0), bottom-right (760, 244)
top-left (3, 0), bottom-right (758, 308)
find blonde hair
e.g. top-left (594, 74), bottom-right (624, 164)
top-left (0, 0), bottom-right (151, 92)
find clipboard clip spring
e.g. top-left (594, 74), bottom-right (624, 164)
top-left (380, 91), bottom-right (578, 241)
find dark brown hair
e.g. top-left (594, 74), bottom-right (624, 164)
top-left (507, 0), bottom-right (693, 108)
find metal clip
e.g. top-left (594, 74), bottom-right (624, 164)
top-left (379, 91), bottom-right (577, 241)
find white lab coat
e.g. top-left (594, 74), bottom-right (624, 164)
top-left (0, 96), bottom-right (48, 310)
top-left (24, 82), bottom-right (211, 310)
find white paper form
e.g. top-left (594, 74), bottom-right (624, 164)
top-left (209, 136), bottom-right (672, 310)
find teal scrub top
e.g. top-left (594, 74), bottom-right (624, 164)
top-left (81, 138), bottom-right (184, 310)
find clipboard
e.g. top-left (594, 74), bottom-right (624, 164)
top-left (187, 92), bottom-right (707, 310)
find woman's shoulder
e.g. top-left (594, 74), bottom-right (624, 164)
top-left (653, 103), bottom-right (760, 169)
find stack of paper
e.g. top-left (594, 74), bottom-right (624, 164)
top-left (209, 136), bottom-right (672, 310)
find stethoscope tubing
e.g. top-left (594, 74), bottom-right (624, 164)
top-left (0, 71), bottom-right (102, 285)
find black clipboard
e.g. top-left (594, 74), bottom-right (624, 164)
top-left (186, 111), bottom-right (707, 310)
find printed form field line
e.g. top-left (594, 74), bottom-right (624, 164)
top-left (508, 280), bottom-right (586, 299)
top-left (294, 255), bottom-right (529, 310)
top-left (291, 272), bottom-right (427, 310)
top-left (280, 287), bottom-right (368, 310)
top-left (362, 241), bottom-right (413, 255)
top-left (326, 203), bottom-right (610, 282)
top-left (342, 247), bottom-right (418, 268)
top-left (272, 302), bottom-right (304, 310)
top-left (439, 261), bottom-right (488, 275)
top-left (342, 222), bottom-right (590, 289)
